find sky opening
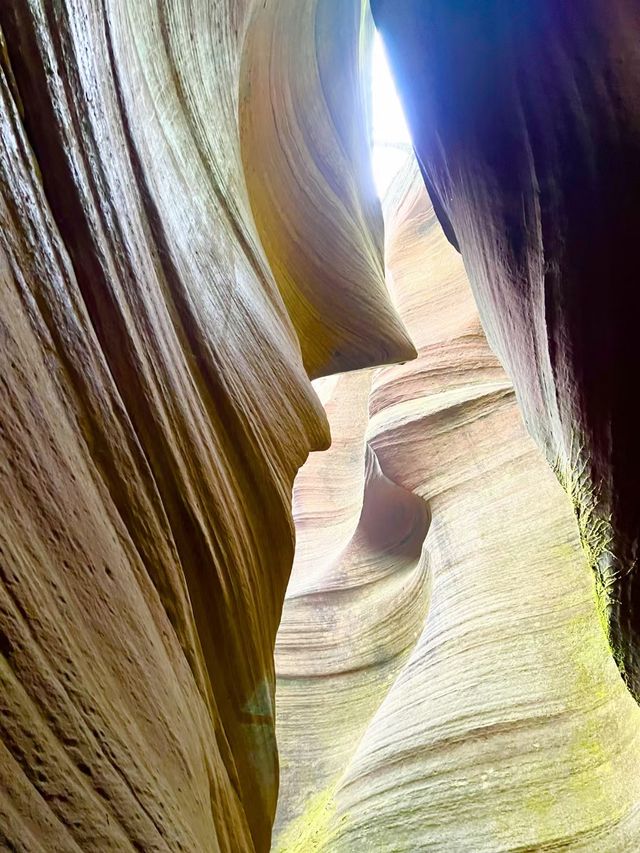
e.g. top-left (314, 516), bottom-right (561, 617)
top-left (370, 32), bottom-right (412, 198)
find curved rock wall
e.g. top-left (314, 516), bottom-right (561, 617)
top-left (240, 0), bottom-right (415, 378)
top-left (274, 160), bottom-right (640, 851)
top-left (0, 2), bottom-right (404, 849)
top-left (273, 369), bottom-right (430, 848)
top-left (371, 0), bottom-right (640, 693)
top-left (4, 1), bottom-right (640, 849)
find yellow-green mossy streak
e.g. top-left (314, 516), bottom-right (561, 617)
top-left (0, 1), bottom-right (406, 850)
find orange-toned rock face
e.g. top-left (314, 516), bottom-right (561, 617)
top-left (0, 2), bottom-right (408, 850)
top-left (273, 161), bottom-right (640, 851)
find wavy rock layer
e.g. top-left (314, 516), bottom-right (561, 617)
top-left (0, 2), bottom-right (404, 850)
top-left (240, 0), bottom-right (415, 378)
top-left (371, 0), bottom-right (640, 692)
top-left (274, 161), bottom-right (640, 851)
top-left (273, 370), bottom-right (430, 848)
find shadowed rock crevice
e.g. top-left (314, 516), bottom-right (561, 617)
top-left (371, 0), bottom-right (640, 694)
top-left (273, 369), bottom-right (431, 847)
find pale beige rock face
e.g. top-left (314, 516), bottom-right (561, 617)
top-left (273, 370), bottom-right (430, 845)
top-left (274, 162), bottom-right (640, 851)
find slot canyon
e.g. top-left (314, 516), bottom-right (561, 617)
top-left (1, 1), bottom-right (640, 851)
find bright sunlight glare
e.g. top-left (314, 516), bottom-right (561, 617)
top-left (371, 31), bottom-right (412, 198)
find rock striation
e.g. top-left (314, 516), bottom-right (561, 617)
top-left (273, 368), bottom-right (430, 848)
top-left (274, 160), bottom-right (640, 851)
top-left (240, 0), bottom-right (415, 378)
top-left (3, 0), bottom-right (640, 850)
top-left (0, 1), bottom-right (408, 850)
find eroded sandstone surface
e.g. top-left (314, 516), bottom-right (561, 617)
top-left (0, 2), bottom-right (409, 849)
top-left (372, 0), bottom-right (640, 694)
top-left (2, 1), bottom-right (640, 851)
top-left (274, 161), bottom-right (640, 851)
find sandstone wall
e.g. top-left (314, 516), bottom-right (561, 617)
top-left (274, 160), bottom-right (640, 851)
top-left (372, 0), bottom-right (640, 693)
top-left (0, 2), bottom-right (407, 849)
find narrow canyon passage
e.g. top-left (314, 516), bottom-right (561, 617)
top-left (2, 2), bottom-right (640, 852)
top-left (273, 155), bottom-right (640, 851)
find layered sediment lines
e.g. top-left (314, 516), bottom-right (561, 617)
top-left (0, 2), bottom-right (410, 850)
top-left (274, 162), bottom-right (640, 851)
top-left (372, 0), bottom-right (640, 693)
top-left (4, 0), bottom-right (640, 849)
top-left (240, 0), bottom-right (415, 378)
top-left (273, 370), bottom-right (430, 848)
